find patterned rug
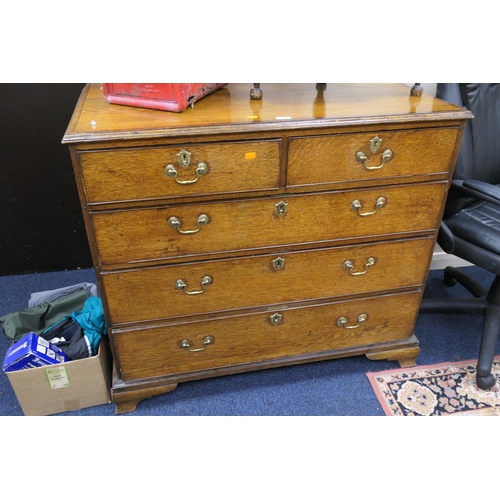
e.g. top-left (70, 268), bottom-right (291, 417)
top-left (367, 356), bottom-right (500, 416)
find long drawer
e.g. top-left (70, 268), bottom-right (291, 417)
top-left (113, 290), bottom-right (421, 381)
top-left (287, 127), bottom-right (458, 188)
top-left (79, 140), bottom-right (281, 204)
top-left (102, 237), bottom-right (433, 325)
top-left (92, 181), bottom-right (447, 267)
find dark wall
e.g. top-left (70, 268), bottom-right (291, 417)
top-left (0, 84), bottom-right (92, 276)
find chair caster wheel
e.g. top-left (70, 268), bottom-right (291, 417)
top-left (476, 373), bottom-right (497, 390)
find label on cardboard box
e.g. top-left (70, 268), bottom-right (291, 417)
top-left (45, 366), bottom-right (70, 389)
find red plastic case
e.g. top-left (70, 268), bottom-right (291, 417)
top-left (101, 83), bottom-right (227, 112)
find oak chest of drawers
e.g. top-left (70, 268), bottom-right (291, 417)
top-left (63, 83), bottom-right (472, 413)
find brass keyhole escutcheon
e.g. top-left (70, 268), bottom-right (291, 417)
top-left (270, 313), bottom-right (282, 325)
top-left (273, 257), bottom-right (285, 271)
top-left (370, 136), bottom-right (382, 154)
top-left (177, 149), bottom-right (191, 168)
top-left (275, 201), bottom-right (288, 216)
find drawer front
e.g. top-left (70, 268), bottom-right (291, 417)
top-left (103, 237), bottom-right (433, 324)
top-left (113, 291), bottom-right (421, 380)
top-left (92, 181), bottom-right (447, 267)
top-left (287, 127), bottom-right (459, 187)
top-left (79, 140), bottom-right (281, 204)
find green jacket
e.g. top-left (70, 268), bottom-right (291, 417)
top-left (0, 289), bottom-right (90, 342)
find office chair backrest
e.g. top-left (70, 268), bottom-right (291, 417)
top-left (437, 83), bottom-right (500, 216)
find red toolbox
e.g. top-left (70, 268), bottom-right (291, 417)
top-left (101, 83), bottom-right (227, 112)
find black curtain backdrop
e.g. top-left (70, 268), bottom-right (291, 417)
top-left (0, 83), bottom-right (92, 276)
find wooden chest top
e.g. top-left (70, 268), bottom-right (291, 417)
top-left (63, 83), bottom-right (471, 144)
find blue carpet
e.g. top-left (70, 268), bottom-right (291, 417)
top-left (0, 266), bottom-right (496, 416)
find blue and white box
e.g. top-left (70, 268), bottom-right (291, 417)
top-left (2, 332), bottom-right (70, 372)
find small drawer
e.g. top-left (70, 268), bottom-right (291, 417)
top-left (113, 290), bottom-right (421, 381)
top-left (92, 181), bottom-right (447, 267)
top-left (79, 139), bottom-right (281, 204)
top-left (287, 127), bottom-right (459, 188)
top-left (102, 237), bottom-right (433, 325)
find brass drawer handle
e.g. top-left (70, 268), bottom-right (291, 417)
top-left (356, 149), bottom-right (393, 171)
top-left (343, 257), bottom-right (376, 276)
top-left (175, 275), bottom-right (212, 295)
top-left (165, 162), bottom-right (208, 185)
top-left (180, 336), bottom-right (214, 352)
top-left (337, 314), bottom-right (368, 329)
top-left (168, 214), bottom-right (209, 234)
top-left (164, 148), bottom-right (208, 185)
top-left (351, 196), bottom-right (386, 216)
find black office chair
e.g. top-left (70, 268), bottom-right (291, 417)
top-left (420, 83), bottom-right (500, 390)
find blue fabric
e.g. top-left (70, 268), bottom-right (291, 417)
top-left (70, 297), bottom-right (107, 356)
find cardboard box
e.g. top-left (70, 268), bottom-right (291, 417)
top-left (3, 332), bottom-right (70, 372)
top-left (5, 338), bottom-right (112, 416)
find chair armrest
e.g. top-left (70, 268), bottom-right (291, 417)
top-left (451, 179), bottom-right (500, 206)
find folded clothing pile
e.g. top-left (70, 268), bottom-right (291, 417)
top-left (0, 283), bottom-right (106, 360)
